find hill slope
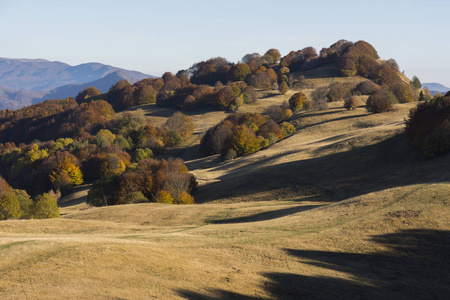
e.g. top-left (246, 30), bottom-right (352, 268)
top-left (0, 94), bottom-right (449, 299)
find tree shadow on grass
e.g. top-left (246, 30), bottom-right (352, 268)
top-left (208, 204), bottom-right (324, 224)
top-left (177, 229), bottom-right (450, 299)
top-left (195, 133), bottom-right (450, 203)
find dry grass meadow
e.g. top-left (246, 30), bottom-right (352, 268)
top-left (1, 79), bottom-right (449, 299)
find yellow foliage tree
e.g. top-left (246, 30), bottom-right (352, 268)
top-left (25, 144), bottom-right (49, 163)
top-left (32, 193), bottom-right (60, 219)
top-left (230, 126), bottom-right (261, 156)
top-left (154, 190), bottom-right (174, 204)
top-left (50, 157), bottom-right (84, 189)
top-left (0, 194), bottom-right (22, 220)
top-left (101, 154), bottom-right (126, 177)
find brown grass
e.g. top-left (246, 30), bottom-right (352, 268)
top-left (1, 81), bottom-right (449, 299)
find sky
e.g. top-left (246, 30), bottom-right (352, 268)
top-left (0, 0), bottom-right (449, 86)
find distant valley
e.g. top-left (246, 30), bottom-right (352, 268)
top-left (0, 57), bottom-right (153, 109)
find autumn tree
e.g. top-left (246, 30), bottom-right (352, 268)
top-left (263, 49), bottom-right (281, 64)
top-left (229, 63), bottom-right (251, 81)
top-left (0, 194), bottom-right (21, 220)
top-left (229, 126), bottom-right (261, 156)
top-left (32, 193), bottom-right (60, 219)
top-left (75, 87), bottom-right (102, 102)
top-left (391, 83), bottom-right (417, 103)
top-left (14, 189), bottom-right (33, 219)
top-left (386, 58), bottom-right (399, 71)
top-left (289, 92), bottom-right (308, 112)
top-left (49, 156), bottom-right (84, 193)
top-left (163, 112), bottom-right (194, 139)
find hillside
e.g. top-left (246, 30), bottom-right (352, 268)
top-left (0, 95), bottom-right (449, 299)
top-left (0, 40), bottom-right (449, 299)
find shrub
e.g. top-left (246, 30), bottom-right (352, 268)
top-left (258, 119), bottom-right (285, 141)
top-left (289, 92), bottom-right (308, 112)
top-left (279, 82), bottom-right (289, 95)
top-left (164, 112), bottom-right (194, 139)
top-left (281, 122), bottom-right (296, 136)
top-left (154, 190), bottom-right (174, 204)
top-left (122, 191), bottom-right (148, 204)
top-left (366, 88), bottom-right (397, 113)
top-left (356, 80), bottom-right (380, 95)
top-left (176, 192), bottom-right (194, 205)
top-left (311, 98), bottom-right (328, 111)
top-left (327, 82), bottom-right (353, 102)
top-left (405, 96), bottom-right (450, 156)
top-left (311, 86), bottom-right (330, 103)
top-left (267, 103), bottom-right (293, 122)
top-left (242, 86), bottom-right (257, 104)
top-left (223, 149), bottom-right (237, 161)
top-left (344, 96), bottom-right (363, 110)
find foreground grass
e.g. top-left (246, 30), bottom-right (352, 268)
top-left (0, 183), bottom-right (448, 299)
top-left (1, 91), bottom-right (449, 299)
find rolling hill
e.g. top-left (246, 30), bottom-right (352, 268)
top-left (1, 75), bottom-right (449, 299)
top-left (0, 40), bottom-right (449, 299)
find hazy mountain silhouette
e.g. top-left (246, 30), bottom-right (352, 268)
top-left (422, 82), bottom-right (450, 95)
top-left (0, 57), bottom-right (154, 109)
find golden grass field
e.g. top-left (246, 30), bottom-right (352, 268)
top-left (1, 80), bottom-right (449, 299)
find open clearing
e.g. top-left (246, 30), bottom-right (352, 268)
top-left (1, 93), bottom-right (449, 299)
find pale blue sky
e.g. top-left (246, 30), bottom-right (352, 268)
top-left (1, 0), bottom-right (449, 86)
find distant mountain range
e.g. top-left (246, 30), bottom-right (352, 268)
top-left (422, 83), bottom-right (450, 95)
top-left (0, 57), bottom-right (154, 109)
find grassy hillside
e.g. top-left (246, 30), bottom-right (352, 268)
top-left (0, 80), bottom-right (449, 299)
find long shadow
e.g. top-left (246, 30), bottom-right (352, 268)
top-left (195, 133), bottom-right (450, 203)
top-left (292, 113), bottom-right (369, 130)
top-left (208, 204), bottom-right (324, 224)
top-left (177, 229), bottom-right (450, 299)
top-left (292, 107), bottom-right (350, 120)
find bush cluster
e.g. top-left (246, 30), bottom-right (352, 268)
top-left (0, 100), bottom-right (195, 198)
top-left (87, 158), bottom-right (196, 206)
top-left (200, 112), bottom-right (293, 159)
top-left (0, 176), bottom-right (59, 220)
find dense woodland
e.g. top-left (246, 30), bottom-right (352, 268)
top-left (0, 39), bottom-right (448, 219)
